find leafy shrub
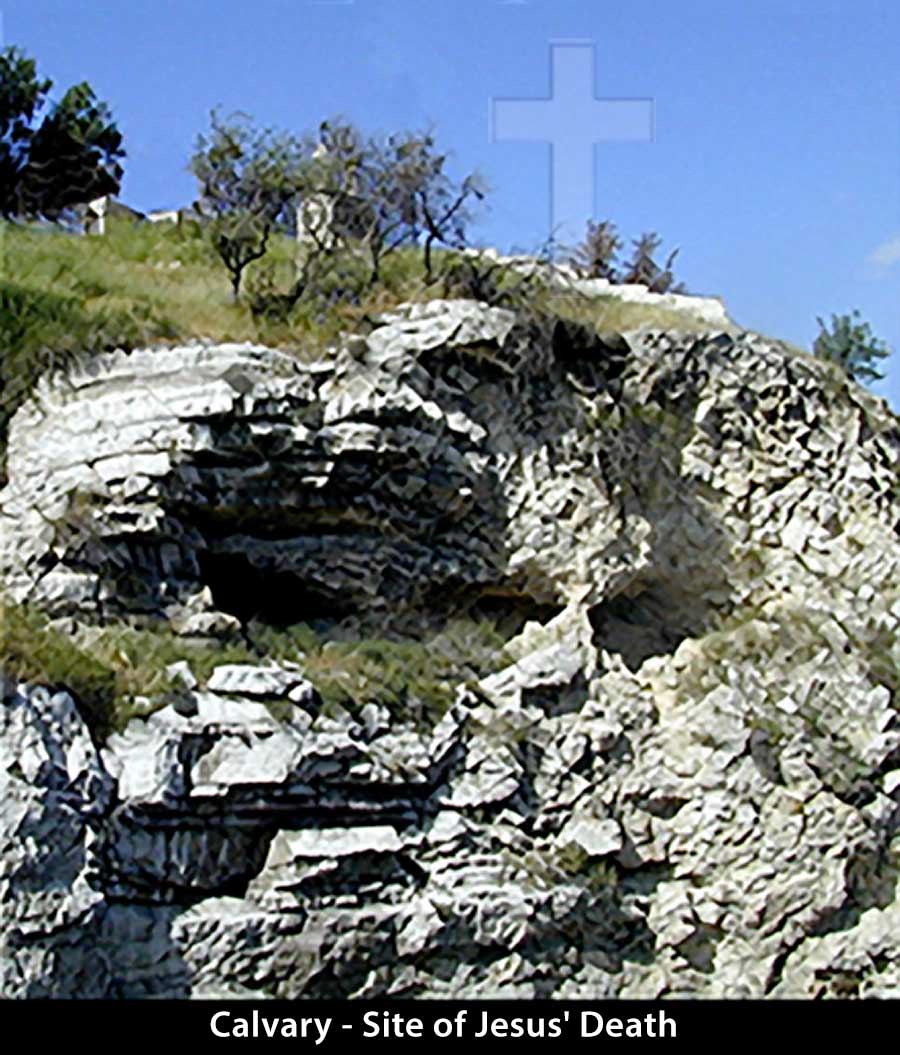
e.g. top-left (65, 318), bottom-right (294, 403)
top-left (813, 310), bottom-right (892, 385)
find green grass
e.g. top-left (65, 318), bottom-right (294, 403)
top-left (1, 602), bottom-right (123, 741)
top-left (0, 218), bottom-right (472, 481)
top-left (0, 217), bottom-right (744, 485)
top-left (1, 600), bottom-right (508, 741)
top-left (245, 616), bottom-right (508, 726)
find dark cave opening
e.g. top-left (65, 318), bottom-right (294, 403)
top-left (466, 592), bottom-right (565, 634)
top-left (198, 551), bottom-right (353, 627)
top-left (589, 586), bottom-right (697, 672)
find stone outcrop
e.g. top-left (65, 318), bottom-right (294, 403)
top-left (459, 247), bottom-right (735, 329)
top-left (2, 296), bottom-right (900, 997)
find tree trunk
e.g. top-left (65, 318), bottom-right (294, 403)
top-left (423, 236), bottom-right (435, 282)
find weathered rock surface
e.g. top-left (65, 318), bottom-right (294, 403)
top-left (2, 296), bottom-right (900, 997)
top-left (460, 247), bottom-right (735, 328)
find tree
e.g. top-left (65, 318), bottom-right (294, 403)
top-left (620, 232), bottom-right (686, 294)
top-left (191, 110), bottom-right (308, 299)
top-left (0, 46), bottom-right (124, 221)
top-left (193, 111), bottom-right (485, 304)
top-left (567, 221), bottom-right (687, 293)
top-left (0, 47), bottom-right (50, 212)
top-left (390, 130), bottom-right (486, 283)
top-left (569, 219), bottom-right (623, 281)
top-left (813, 310), bottom-right (892, 385)
top-left (303, 119), bottom-right (485, 285)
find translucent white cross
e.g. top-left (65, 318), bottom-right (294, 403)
top-left (491, 40), bottom-right (654, 248)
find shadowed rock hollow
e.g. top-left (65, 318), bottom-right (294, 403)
top-left (2, 296), bottom-right (900, 998)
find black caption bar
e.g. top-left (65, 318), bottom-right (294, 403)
top-left (0, 998), bottom-right (876, 1044)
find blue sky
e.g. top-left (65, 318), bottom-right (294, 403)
top-left (4, 1), bottom-right (899, 409)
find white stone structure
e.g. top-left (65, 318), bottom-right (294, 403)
top-left (296, 140), bottom-right (336, 252)
top-left (83, 195), bottom-right (108, 236)
top-left (145, 209), bottom-right (181, 224)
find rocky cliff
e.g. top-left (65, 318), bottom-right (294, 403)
top-left (2, 294), bottom-right (900, 998)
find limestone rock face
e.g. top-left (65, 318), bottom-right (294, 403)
top-left (2, 297), bottom-right (900, 998)
top-left (0, 300), bottom-right (793, 631)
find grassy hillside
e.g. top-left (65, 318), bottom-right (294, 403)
top-left (0, 217), bottom-right (733, 483)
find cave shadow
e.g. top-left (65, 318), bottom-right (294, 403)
top-left (75, 313), bottom-right (742, 680)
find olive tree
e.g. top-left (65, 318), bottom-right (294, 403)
top-left (193, 110), bottom-right (486, 305)
top-left (191, 110), bottom-right (308, 299)
top-left (303, 119), bottom-right (486, 285)
top-left (363, 129), bottom-right (485, 283)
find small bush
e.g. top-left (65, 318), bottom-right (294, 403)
top-left (813, 310), bottom-right (892, 385)
top-left (568, 220), bottom-right (687, 294)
